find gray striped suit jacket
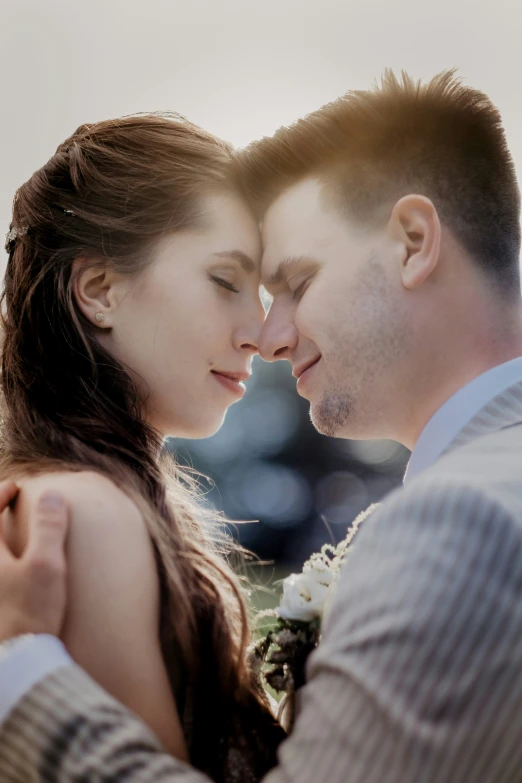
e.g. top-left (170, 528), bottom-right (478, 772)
top-left (3, 379), bottom-right (522, 782)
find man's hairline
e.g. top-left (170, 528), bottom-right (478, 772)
top-left (258, 169), bottom-right (402, 235)
top-left (258, 172), bottom-right (401, 277)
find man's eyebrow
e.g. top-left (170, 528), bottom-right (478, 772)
top-left (212, 250), bottom-right (256, 274)
top-left (262, 256), bottom-right (317, 288)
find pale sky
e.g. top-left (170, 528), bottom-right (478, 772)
top-left (1, 0), bottom-right (521, 277)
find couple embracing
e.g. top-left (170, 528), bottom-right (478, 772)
top-left (1, 69), bottom-right (522, 782)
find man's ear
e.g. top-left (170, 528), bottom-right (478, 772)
top-left (72, 258), bottom-right (123, 327)
top-left (388, 195), bottom-right (441, 290)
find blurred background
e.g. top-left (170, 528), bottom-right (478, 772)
top-left (1, 0), bottom-right (520, 582)
top-left (171, 363), bottom-right (408, 572)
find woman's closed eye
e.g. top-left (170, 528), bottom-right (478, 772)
top-left (210, 275), bottom-right (240, 294)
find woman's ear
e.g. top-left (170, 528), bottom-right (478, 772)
top-left (72, 259), bottom-right (122, 327)
top-left (388, 195), bottom-right (441, 290)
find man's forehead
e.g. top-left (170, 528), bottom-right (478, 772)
top-left (260, 179), bottom-right (323, 274)
top-left (262, 177), bottom-right (327, 237)
top-left (260, 178), bottom-right (344, 284)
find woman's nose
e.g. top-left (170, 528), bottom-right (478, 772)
top-left (234, 299), bottom-right (265, 355)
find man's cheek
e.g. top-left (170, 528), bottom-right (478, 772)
top-left (295, 298), bottom-right (323, 342)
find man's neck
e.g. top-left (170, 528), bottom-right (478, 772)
top-left (401, 336), bottom-right (522, 451)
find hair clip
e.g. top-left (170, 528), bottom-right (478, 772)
top-left (4, 225), bottom-right (28, 254)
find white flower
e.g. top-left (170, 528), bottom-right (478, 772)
top-left (274, 505), bottom-right (380, 626)
top-left (304, 559), bottom-right (336, 586)
top-left (278, 571), bottom-right (331, 622)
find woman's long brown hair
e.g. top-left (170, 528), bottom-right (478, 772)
top-left (0, 114), bottom-right (282, 781)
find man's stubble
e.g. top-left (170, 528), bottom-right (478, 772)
top-left (310, 255), bottom-right (407, 440)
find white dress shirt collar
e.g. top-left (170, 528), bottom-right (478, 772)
top-left (404, 356), bottom-right (522, 484)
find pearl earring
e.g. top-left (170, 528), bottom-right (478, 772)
top-left (95, 312), bottom-right (105, 323)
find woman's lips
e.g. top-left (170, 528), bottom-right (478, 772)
top-left (211, 371), bottom-right (247, 398)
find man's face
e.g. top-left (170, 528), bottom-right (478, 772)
top-left (259, 177), bottom-right (408, 439)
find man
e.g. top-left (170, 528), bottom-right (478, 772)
top-left (2, 69), bottom-right (522, 781)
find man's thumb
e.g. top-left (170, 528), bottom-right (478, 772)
top-left (26, 491), bottom-right (69, 563)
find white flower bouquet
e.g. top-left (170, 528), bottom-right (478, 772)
top-left (252, 504), bottom-right (379, 730)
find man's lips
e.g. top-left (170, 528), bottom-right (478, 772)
top-left (292, 357), bottom-right (321, 380)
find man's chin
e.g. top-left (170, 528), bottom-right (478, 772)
top-left (310, 410), bottom-right (342, 438)
top-left (310, 393), bottom-right (354, 439)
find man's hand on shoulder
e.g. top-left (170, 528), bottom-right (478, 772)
top-left (0, 481), bottom-right (68, 642)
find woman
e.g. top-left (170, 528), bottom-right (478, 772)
top-left (0, 113), bottom-right (284, 782)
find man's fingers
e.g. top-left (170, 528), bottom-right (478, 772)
top-left (25, 492), bottom-right (69, 568)
top-left (0, 480), bottom-right (20, 566)
top-left (0, 480), bottom-right (19, 513)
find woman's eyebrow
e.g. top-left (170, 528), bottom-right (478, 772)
top-left (212, 250), bottom-right (256, 274)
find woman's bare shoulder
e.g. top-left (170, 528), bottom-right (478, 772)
top-left (6, 471), bottom-right (185, 757)
top-left (18, 469), bottom-right (141, 516)
top-left (5, 469), bottom-right (147, 556)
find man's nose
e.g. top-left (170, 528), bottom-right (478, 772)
top-left (258, 309), bottom-right (298, 362)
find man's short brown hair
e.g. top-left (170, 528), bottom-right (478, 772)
top-left (237, 70), bottom-right (521, 297)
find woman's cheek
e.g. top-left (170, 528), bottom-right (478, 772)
top-left (199, 306), bottom-right (230, 348)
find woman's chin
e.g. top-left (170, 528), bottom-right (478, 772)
top-left (162, 411), bottom-right (228, 441)
top-left (191, 413), bottom-right (228, 440)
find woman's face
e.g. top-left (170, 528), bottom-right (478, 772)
top-left (107, 192), bottom-right (265, 438)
